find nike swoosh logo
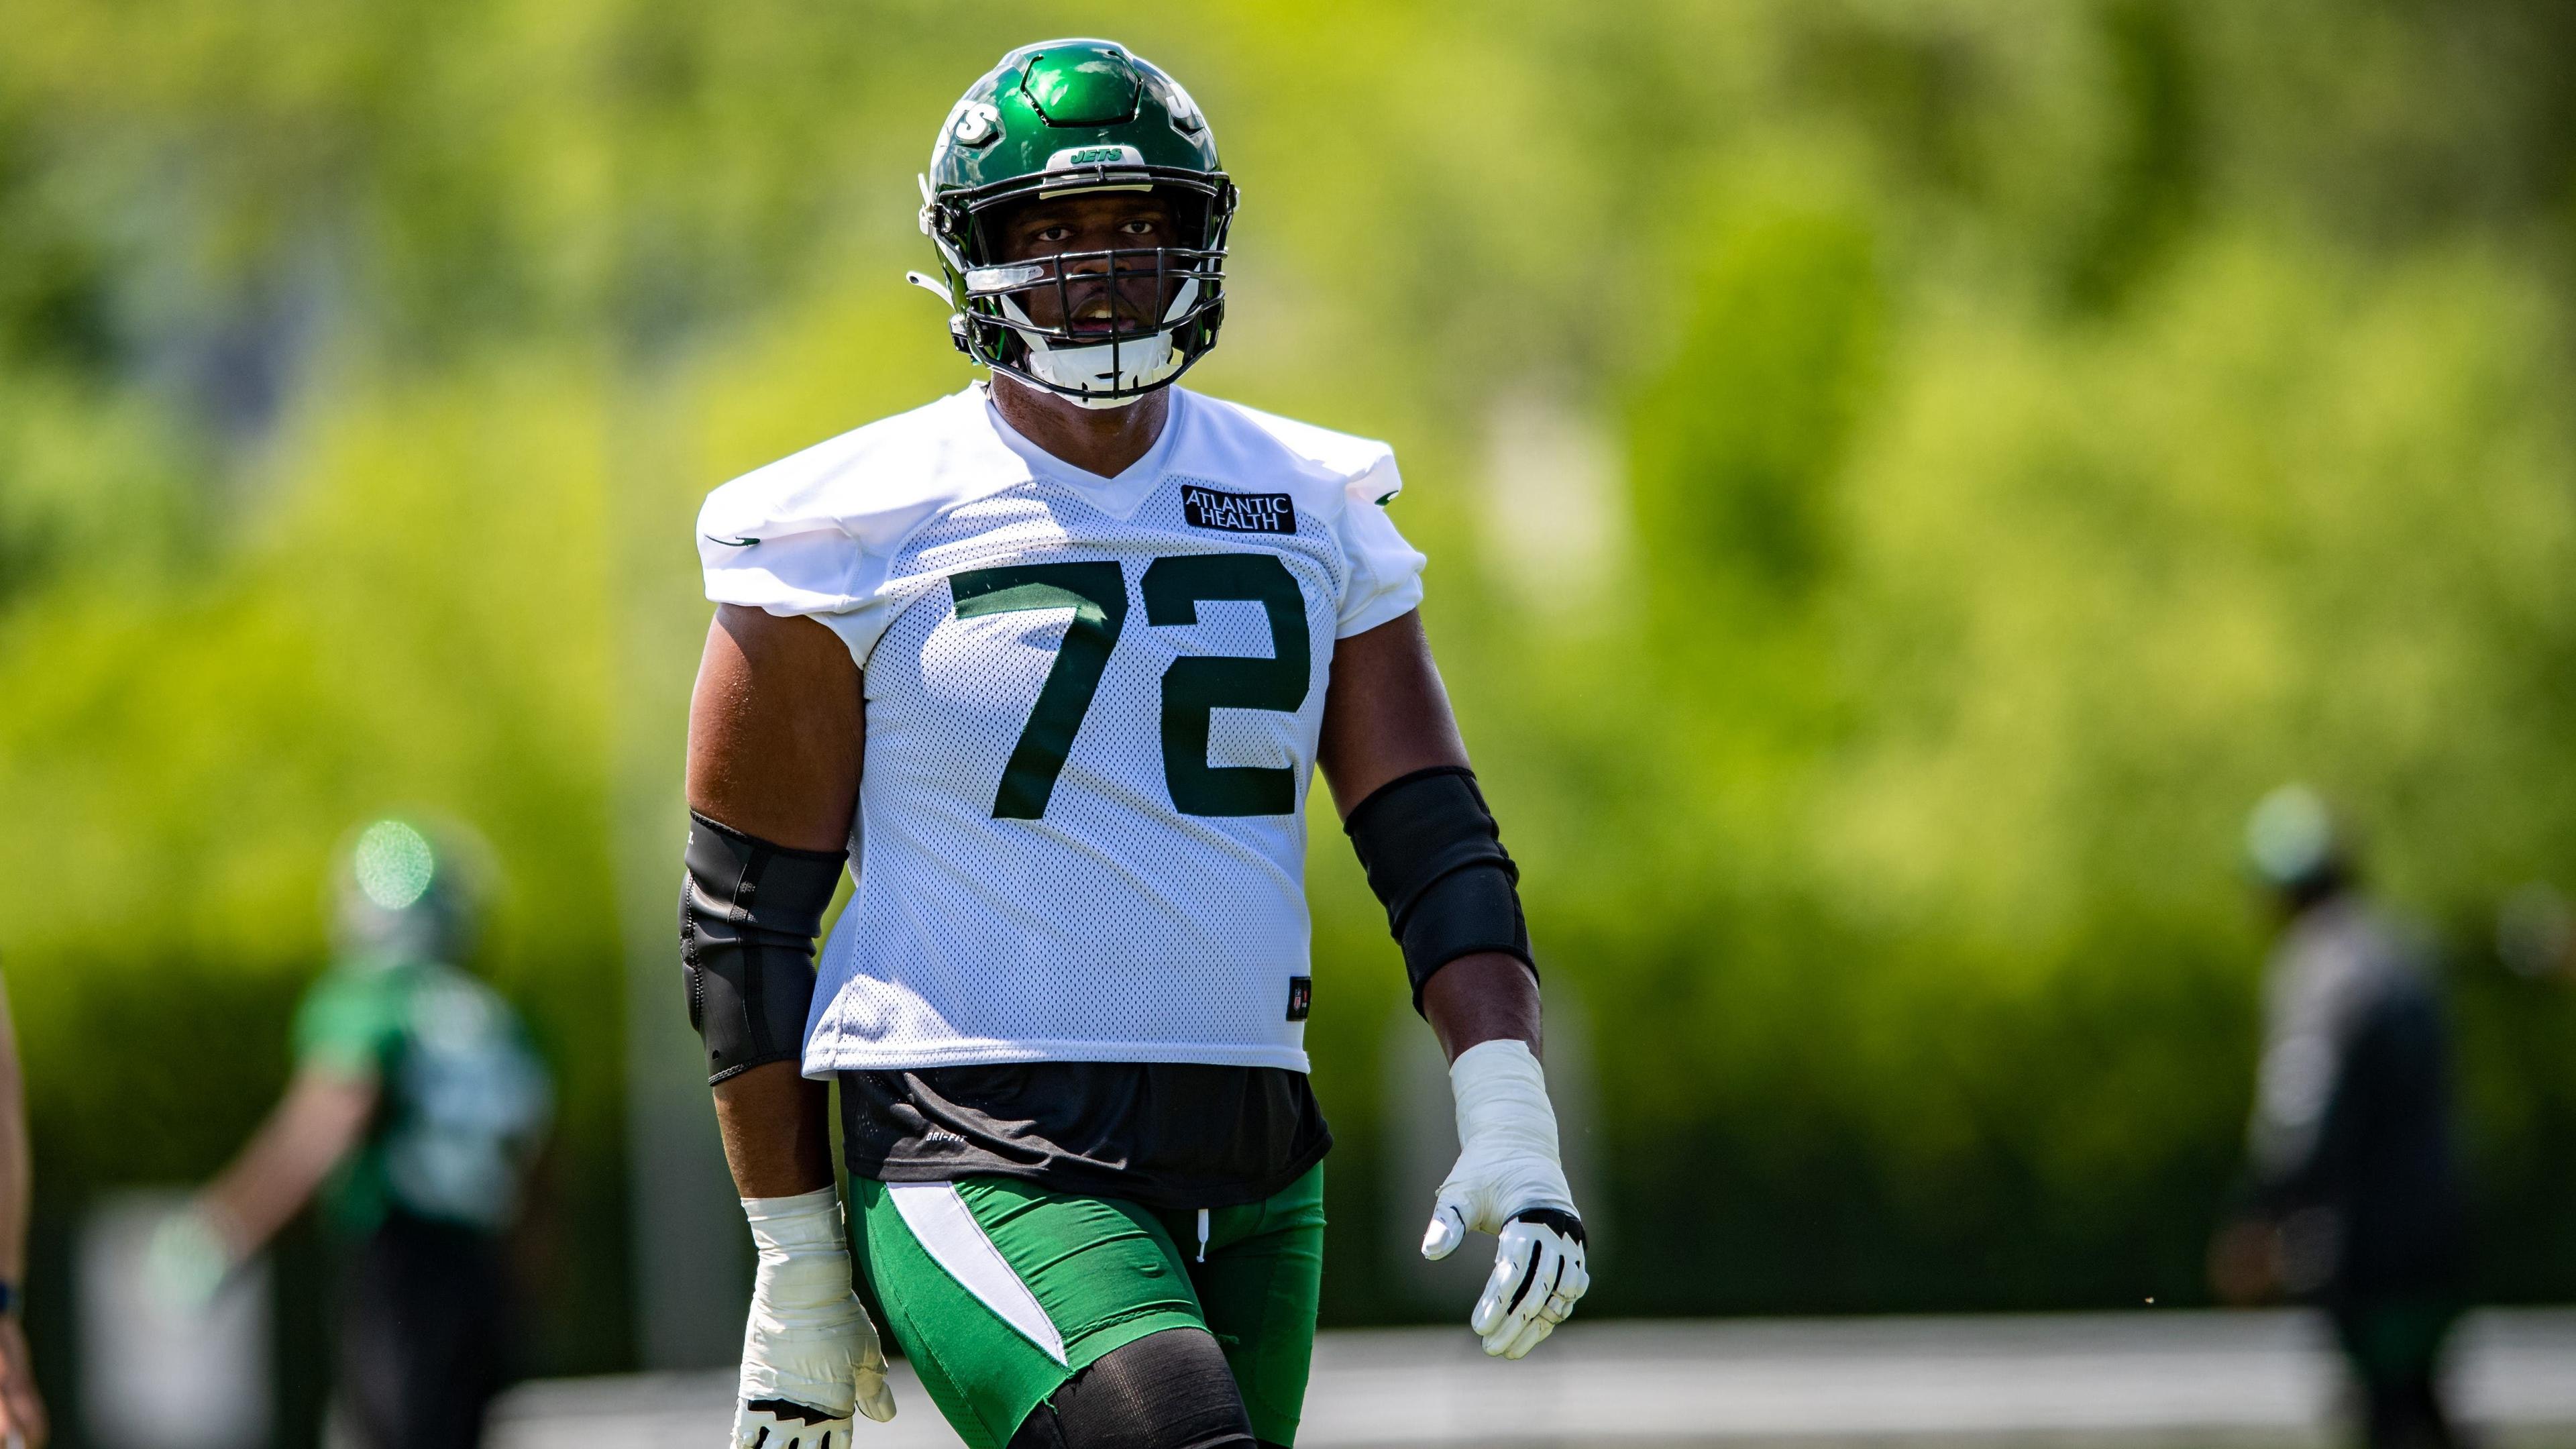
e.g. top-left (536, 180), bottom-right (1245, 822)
top-left (705, 535), bottom-right (759, 548)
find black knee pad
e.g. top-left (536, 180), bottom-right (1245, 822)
top-left (1008, 1328), bottom-right (1256, 1449)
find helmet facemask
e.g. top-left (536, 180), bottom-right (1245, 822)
top-left (922, 164), bottom-right (1235, 409)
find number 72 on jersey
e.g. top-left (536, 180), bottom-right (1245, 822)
top-left (950, 552), bottom-right (1309, 822)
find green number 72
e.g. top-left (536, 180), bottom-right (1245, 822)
top-left (948, 553), bottom-right (1309, 820)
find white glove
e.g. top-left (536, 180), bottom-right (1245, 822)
top-left (1420, 1038), bottom-right (1591, 1359)
top-left (144, 1203), bottom-right (239, 1313)
top-left (733, 1187), bottom-right (896, 1448)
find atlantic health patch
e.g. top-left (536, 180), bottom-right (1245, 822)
top-left (1181, 483), bottom-right (1296, 535)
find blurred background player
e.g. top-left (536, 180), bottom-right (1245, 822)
top-left (2212, 785), bottom-right (2472, 1449)
top-left (151, 819), bottom-right (553, 1449)
top-left (0, 968), bottom-right (46, 1448)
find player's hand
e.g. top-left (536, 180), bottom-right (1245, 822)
top-left (734, 1188), bottom-right (895, 1446)
top-left (1420, 1038), bottom-right (1590, 1359)
top-left (2208, 1216), bottom-right (2282, 1306)
top-left (735, 1395), bottom-right (874, 1449)
top-left (143, 1204), bottom-right (237, 1313)
top-left (0, 1313), bottom-right (50, 1449)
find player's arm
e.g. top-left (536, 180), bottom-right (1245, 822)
top-left (140, 1059), bottom-right (377, 1322)
top-left (684, 603), bottom-right (895, 1440)
top-left (0, 971), bottom-right (47, 1447)
top-left (1317, 610), bottom-right (1589, 1360)
top-left (1316, 612), bottom-right (1540, 1059)
top-left (196, 1067), bottom-right (379, 1258)
top-left (686, 604), bottom-right (858, 1199)
top-left (2215, 969), bottom-right (2403, 1305)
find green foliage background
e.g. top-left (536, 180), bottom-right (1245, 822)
top-left (5, 0), bottom-right (2576, 1386)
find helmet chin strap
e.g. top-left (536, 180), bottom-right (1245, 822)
top-left (996, 276), bottom-right (1200, 407)
top-left (1063, 382), bottom-right (1152, 412)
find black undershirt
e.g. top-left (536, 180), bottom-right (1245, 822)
top-left (839, 1063), bottom-right (1331, 1210)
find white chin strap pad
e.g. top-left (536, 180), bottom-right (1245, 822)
top-left (996, 276), bottom-right (1200, 405)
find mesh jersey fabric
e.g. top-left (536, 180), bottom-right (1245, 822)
top-left (293, 953), bottom-right (554, 1235)
top-left (696, 386), bottom-right (1426, 1073)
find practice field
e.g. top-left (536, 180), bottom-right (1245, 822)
top-left (488, 1308), bottom-right (2576, 1448)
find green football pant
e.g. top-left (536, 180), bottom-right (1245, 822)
top-left (851, 1165), bottom-right (1325, 1449)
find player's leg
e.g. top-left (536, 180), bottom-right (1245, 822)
top-left (335, 1220), bottom-right (411, 1449)
top-left (2331, 1300), bottom-right (2463, 1449)
top-left (335, 1212), bottom-right (510, 1449)
top-left (1006, 1328), bottom-right (1258, 1449)
top-left (851, 1175), bottom-right (1228, 1449)
top-left (1006, 1165), bottom-right (1327, 1449)
top-left (1166, 1165), bottom-right (1326, 1449)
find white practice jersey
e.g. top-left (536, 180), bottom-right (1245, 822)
top-left (698, 384), bottom-right (1426, 1073)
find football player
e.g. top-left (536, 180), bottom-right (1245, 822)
top-left (682, 39), bottom-right (1588, 1449)
top-left (152, 820), bottom-right (552, 1449)
top-left (2213, 787), bottom-right (2469, 1449)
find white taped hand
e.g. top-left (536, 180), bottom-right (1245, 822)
top-left (734, 1187), bottom-right (896, 1448)
top-left (1420, 1039), bottom-right (1591, 1358)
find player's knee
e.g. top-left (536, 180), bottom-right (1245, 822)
top-left (1008, 1328), bottom-right (1256, 1449)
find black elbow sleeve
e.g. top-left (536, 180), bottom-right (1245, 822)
top-left (680, 812), bottom-right (846, 1085)
top-left (1343, 765), bottom-right (1536, 1014)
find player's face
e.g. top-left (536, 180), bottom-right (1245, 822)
top-left (989, 191), bottom-right (1181, 339)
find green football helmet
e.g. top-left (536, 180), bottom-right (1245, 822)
top-left (2244, 783), bottom-right (2351, 900)
top-left (332, 817), bottom-right (487, 965)
top-left (910, 40), bottom-right (1236, 408)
